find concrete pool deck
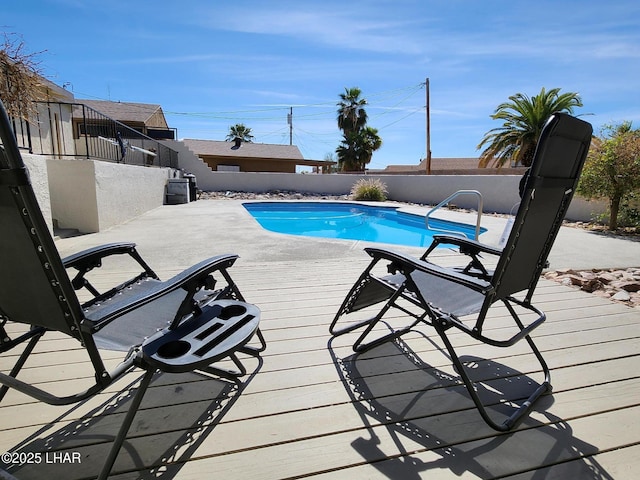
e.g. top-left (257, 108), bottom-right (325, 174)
top-left (55, 199), bottom-right (640, 272)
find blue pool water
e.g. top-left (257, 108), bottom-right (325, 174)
top-left (243, 202), bottom-right (485, 248)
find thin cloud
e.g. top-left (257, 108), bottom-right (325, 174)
top-left (198, 6), bottom-right (425, 55)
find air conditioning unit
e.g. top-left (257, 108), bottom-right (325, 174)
top-left (165, 178), bottom-right (190, 204)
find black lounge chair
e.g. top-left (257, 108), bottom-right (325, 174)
top-left (0, 100), bottom-right (265, 479)
top-left (329, 112), bottom-right (592, 431)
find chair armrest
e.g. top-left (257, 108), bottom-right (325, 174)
top-left (63, 242), bottom-right (159, 299)
top-left (420, 235), bottom-right (501, 281)
top-left (364, 247), bottom-right (492, 294)
top-left (62, 242), bottom-right (141, 269)
top-left (429, 235), bottom-right (502, 257)
top-left (85, 254), bottom-right (240, 327)
top-left (163, 254), bottom-right (239, 294)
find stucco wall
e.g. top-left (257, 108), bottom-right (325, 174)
top-left (93, 161), bottom-right (169, 230)
top-left (47, 159), bottom-right (172, 233)
top-left (22, 153), bottom-right (54, 233)
top-left (194, 171), bottom-right (606, 222)
top-left (47, 160), bottom-right (100, 232)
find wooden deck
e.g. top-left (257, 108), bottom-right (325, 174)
top-left (2, 250), bottom-right (640, 479)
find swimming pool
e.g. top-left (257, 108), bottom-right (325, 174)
top-left (243, 202), bottom-right (486, 248)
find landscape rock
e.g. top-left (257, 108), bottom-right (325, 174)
top-left (544, 267), bottom-right (640, 307)
top-left (620, 282), bottom-right (640, 293)
top-left (612, 290), bottom-right (631, 302)
top-left (201, 190), bottom-right (350, 201)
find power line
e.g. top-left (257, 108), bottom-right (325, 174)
top-left (76, 82), bottom-right (427, 161)
top-left (377, 107), bottom-right (424, 130)
top-left (162, 82), bottom-right (425, 120)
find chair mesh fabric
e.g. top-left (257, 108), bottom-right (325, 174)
top-left (90, 286), bottom-right (224, 351)
top-left (409, 270), bottom-right (487, 318)
top-left (491, 113), bottom-right (592, 300)
top-left (91, 288), bottom-right (186, 351)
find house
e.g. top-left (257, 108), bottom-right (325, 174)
top-left (74, 99), bottom-right (176, 140)
top-left (73, 100), bottom-right (334, 173)
top-left (181, 138), bottom-right (335, 173)
top-left (374, 157), bottom-right (527, 175)
top-left (8, 79), bottom-right (75, 156)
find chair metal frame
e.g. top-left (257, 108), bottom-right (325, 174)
top-left (330, 112), bottom-right (593, 431)
top-left (0, 100), bottom-right (265, 479)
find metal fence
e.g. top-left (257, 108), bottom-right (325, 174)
top-left (12, 101), bottom-right (179, 169)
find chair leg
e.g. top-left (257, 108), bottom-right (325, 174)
top-left (352, 287), bottom-right (423, 353)
top-left (353, 321), bottom-right (416, 353)
top-left (330, 273), bottom-right (375, 337)
top-left (98, 368), bottom-right (155, 480)
top-left (434, 320), bottom-right (551, 431)
top-left (328, 266), bottom-right (425, 353)
top-left (200, 353), bottom-right (247, 380)
top-left (329, 259), bottom-right (397, 338)
top-left (239, 327), bottom-right (267, 355)
top-left (0, 328), bottom-right (45, 403)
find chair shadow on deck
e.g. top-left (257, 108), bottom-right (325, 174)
top-left (3, 361), bottom-right (261, 479)
top-left (328, 334), bottom-right (613, 480)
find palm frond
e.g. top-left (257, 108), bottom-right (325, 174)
top-left (478, 87), bottom-right (582, 167)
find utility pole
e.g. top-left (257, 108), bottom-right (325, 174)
top-left (287, 107), bottom-right (293, 145)
top-left (425, 77), bottom-right (432, 175)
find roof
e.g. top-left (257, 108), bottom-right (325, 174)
top-left (382, 157), bottom-right (482, 173)
top-left (182, 139), bottom-right (305, 160)
top-left (75, 99), bottom-right (163, 124)
top-left (376, 157), bottom-right (526, 175)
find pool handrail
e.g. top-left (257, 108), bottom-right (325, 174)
top-left (425, 190), bottom-right (483, 240)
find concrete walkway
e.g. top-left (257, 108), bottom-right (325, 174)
top-left (55, 199), bottom-right (640, 273)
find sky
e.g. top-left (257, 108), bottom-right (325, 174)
top-left (3, 0), bottom-right (640, 170)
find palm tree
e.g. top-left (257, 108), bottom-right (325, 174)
top-left (226, 123), bottom-right (254, 143)
top-left (335, 87), bottom-right (381, 172)
top-left (337, 127), bottom-right (382, 172)
top-left (337, 87), bottom-right (368, 136)
top-left (477, 87), bottom-right (583, 168)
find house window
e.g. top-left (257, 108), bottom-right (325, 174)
top-left (78, 122), bottom-right (113, 138)
top-left (218, 165), bottom-right (240, 172)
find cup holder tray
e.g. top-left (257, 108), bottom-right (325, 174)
top-left (141, 300), bottom-right (260, 372)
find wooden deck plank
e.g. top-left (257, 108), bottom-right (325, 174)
top-left (102, 404), bottom-right (640, 480)
top-left (2, 306), bottom-right (637, 404)
top-left (2, 298), bottom-right (637, 418)
top-left (2, 332), bottom-right (639, 439)
top-left (503, 443), bottom-right (640, 479)
top-left (2, 254), bottom-right (639, 479)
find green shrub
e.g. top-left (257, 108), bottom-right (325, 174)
top-left (350, 178), bottom-right (388, 201)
